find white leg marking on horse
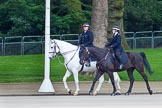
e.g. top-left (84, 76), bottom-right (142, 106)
top-left (63, 70), bottom-right (72, 93)
top-left (73, 71), bottom-right (80, 96)
top-left (94, 74), bottom-right (104, 95)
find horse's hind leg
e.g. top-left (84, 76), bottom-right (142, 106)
top-left (137, 70), bottom-right (153, 95)
top-left (93, 74), bottom-right (104, 96)
top-left (63, 70), bottom-right (72, 95)
top-left (126, 68), bottom-right (135, 95)
top-left (89, 70), bottom-right (104, 95)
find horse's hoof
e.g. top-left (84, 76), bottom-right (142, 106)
top-left (89, 91), bottom-right (93, 95)
top-left (115, 90), bottom-right (121, 95)
top-left (125, 92), bottom-right (130, 95)
top-left (111, 92), bottom-right (116, 96)
top-left (93, 91), bottom-right (98, 96)
top-left (115, 92), bottom-right (121, 95)
top-left (68, 90), bottom-right (72, 95)
top-left (149, 90), bottom-right (153, 95)
top-left (73, 93), bottom-right (78, 96)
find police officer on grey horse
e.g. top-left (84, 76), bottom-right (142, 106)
top-left (78, 23), bottom-right (94, 47)
top-left (105, 25), bottom-right (126, 69)
top-left (78, 23), bottom-right (94, 65)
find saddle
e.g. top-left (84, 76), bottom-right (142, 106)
top-left (109, 50), bottom-right (128, 68)
top-left (109, 52), bottom-right (119, 65)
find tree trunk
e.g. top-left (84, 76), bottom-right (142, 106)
top-left (91, 0), bottom-right (129, 49)
top-left (108, 0), bottom-right (129, 49)
top-left (91, 0), bottom-right (108, 48)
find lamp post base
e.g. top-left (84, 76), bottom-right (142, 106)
top-left (39, 79), bottom-right (55, 93)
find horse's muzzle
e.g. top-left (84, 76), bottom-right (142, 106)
top-left (49, 56), bottom-right (54, 60)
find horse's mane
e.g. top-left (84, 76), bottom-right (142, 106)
top-left (54, 39), bottom-right (77, 49)
top-left (88, 46), bottom-right (108, 58)
top-left (53, 39), bottom-right (73, 45)
top-left (90, 46), bottom-right (107, 53)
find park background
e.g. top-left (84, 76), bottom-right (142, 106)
top-left (0, 0), bottom-right (162, 83)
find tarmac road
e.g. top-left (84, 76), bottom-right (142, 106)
top-left (0, 94), bottom-right (162, 108)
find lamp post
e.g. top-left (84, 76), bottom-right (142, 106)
top-left (39, 0), bottom-right (55, 93)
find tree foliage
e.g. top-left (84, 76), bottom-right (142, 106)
top-left (50, 0), bottom-right (89, 34)
top-left (124, 0), bottom-right (162, 31)
top-left (0, 0), bottom-right (162, 36)
top-left (0, 0), bottom-right (91, 36)
top-left (0, 0), bottom-right (45, 36)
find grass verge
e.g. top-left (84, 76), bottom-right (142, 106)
top-left (0, 48), bottom-right (161, 82)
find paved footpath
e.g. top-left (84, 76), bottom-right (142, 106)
top-left (1, 95), bottom-right (162, 108)
top-left (0, 81), bottom-right (162, 95)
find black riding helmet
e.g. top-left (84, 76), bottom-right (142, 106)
top-left (83, 23), bottom-right (90, 27)
top-left (112, 25), bottom-right (120, 31)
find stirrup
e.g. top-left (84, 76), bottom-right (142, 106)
top-left (119, 64), bottom-right (123, 69)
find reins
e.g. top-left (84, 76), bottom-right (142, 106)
top-left (65, 47), bottom-right (79, 70)
top-left (52, 40), bottom-right (80, 73)
top-left (97, 51), bottom-right (109, 64)
top-left (56, 54), bottom-right (64, 65)
top-left (85, 47), bottom-right (110, 67)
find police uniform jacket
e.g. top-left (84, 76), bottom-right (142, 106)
top-left (78, 30), bottom-right (94, 47)
top-left (105, 33), bottom-right (123, 54)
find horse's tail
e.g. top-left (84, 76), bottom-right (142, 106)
top-left (139, 52), bottom-right (153, 75)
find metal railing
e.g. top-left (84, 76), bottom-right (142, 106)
top-left (125, 31), bottom-right (162, 49)
top-left (0, 34), bottom-right (80, 56)
top-left (0, 31), bottom-right (162, 56)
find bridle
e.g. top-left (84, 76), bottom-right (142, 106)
top-left (49, 40), bottom-right (79, 70)
top-left (50, 40), bottom-right (78, 56)
top-left (82, 47), bottom-right (110, 67)
top-left (50, 40), bottom-right (79, 72)
top-left (49, 40), bottom-right (59, 56)
top-left (80, 47), bottom-right (91, 64)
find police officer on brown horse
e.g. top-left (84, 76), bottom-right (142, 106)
top-left (105, 25), bottom-right (127, 69)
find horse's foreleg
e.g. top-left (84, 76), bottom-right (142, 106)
top-left (94, 74), bottom-right (104, 96)
top-left (89, 70), bottom-right (103, 95)
top-left (73, 71), bottom-right (80, 96)
top-left (63, 70), bottom-right (72, 95)
top-left (108, 72), bottom-right (116, 96)
top-left (126, 68), bottom-right (134, 95)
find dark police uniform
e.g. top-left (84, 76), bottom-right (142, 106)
top-left (78, 30), bottom-right (95, 62)
top-left (78, 30), bottom-right (94, 47)
top-left (105, 32), bottom-right (126, 66)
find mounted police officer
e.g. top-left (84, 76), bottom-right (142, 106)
top-left (78, 23), bottom-right (94, 47)
top-left (105, 25), bottom-right (126, 69)
top-left (78, 23), bottom-right (94, 65)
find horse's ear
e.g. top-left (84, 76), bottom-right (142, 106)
top-left (50, 39), bottom-right (54, 43)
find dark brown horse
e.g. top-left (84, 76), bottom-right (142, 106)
top-left (80, 46), bottom-right (153, 96)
